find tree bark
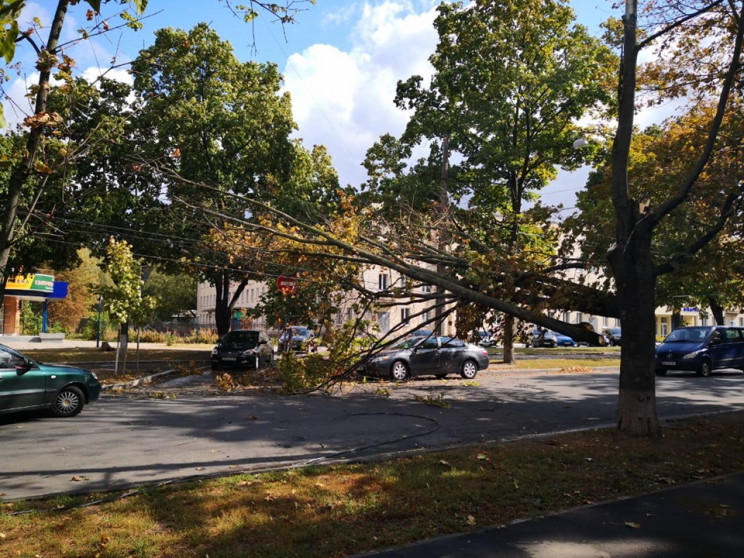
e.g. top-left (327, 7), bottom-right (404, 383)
top-left (613, 234), bottom-right (660, 437)
top-left (609, 0), bottom-right (660, 437)
top-left (215, 270), bottom-right (232, 335)
top-left (708, 297), bottom-right (725, 325)
top-left (671, 308), bottom-right (683, 331)
top-left (502, 314), bottom-right (516, 364)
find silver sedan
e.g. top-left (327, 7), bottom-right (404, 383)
top-left (362, 336), bottom-right (490, 380)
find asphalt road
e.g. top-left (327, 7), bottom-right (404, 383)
top-left (2, 369), bottom-right (744, 501)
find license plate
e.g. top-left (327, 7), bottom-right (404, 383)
top-left (222, 356), bottom-right (237, 361)
top-left (662, 361), bottom-right (675, 366)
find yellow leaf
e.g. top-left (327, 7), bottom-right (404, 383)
top-left (625, 521), bottom-right (641, 528)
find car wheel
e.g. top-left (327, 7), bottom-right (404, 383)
top-left (390, 360), bottom-right (409, 381)
top-left (460, 360), bottom-right (479, 379)
top-left (52, 386), bottom-right (85, 417)
top-left (697, 359), bottom-right (712, 377)
top-left (655, 368), bottom-right (667, 376)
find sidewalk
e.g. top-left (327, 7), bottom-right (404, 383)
top-left (358, 472), bottom-right (744, 557)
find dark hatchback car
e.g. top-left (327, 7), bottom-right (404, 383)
top-left (0, 343), bottom-right (101, 417)
top-left (655, 326), bottom-right (744, 377)
top-left (603, 327), bottom-right (622, 346)
top-left (362, 336), bottom-right (490, 381)
top-left (211, 330), bottom-right (274, 370)
top-left (278, 326), bottom-right (314, 353)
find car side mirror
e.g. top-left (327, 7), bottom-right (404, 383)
top-left (709, 337), bottom-right (722, 346)
top-left (15, 361), bottom-right (32, 374)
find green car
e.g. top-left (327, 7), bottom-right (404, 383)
top-left (0, 343), bottom-right (101, 417)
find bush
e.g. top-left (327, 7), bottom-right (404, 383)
top-left (276, 352), bottom-right (335, 393)
top-left (136, 328), bottom-right (219, 345)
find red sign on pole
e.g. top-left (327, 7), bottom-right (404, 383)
top-left (277, 275), bottom-right (298, 295)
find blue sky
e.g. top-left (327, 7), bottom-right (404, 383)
top-left (5, 1), bottom-right (628, 209)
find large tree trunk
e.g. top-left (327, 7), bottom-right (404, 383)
top-left (708, 297), bottom-right (725, 325)
top-left (215, 271), bottom-right (232, 336)
top-left (502, 314), bottom-right (516, 364)
top-left (609, 0), bottom-right (659, 437)
top-left (611, 224), bottom-right (660, 437)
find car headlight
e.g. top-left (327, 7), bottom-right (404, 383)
top-left (683, 350), bottom-right (702, 359)
top-left (90, 371), bottom-right (99, 380)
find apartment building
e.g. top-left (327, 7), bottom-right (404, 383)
top-left (196, 266), bottom-right (744, 340)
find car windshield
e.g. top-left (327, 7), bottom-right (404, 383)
top-left (222, 331), bottom-right (259, 345)
top-left (664, 327), bottom-right (710, 343)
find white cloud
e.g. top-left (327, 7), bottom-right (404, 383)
top-left (283, 1), bottom-right (439, 187)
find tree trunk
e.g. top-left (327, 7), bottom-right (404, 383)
top-left (502, 314), bottom-right (516, 364)
top-left (215, 270), bottom-right (232, 335)
top-left (612, 226), bottom-right (661, 437)
top-left (671, 308), bottom-right (682, 331)
top-left (708, 297), bottom-right (725, 325)
top-left (116, 322), bottom-right (129, 375)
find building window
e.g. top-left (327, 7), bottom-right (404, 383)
top-left (421, 284), bottom-right (432, 293)
top-left (377, 311), bottom-right (390, 334)
top-left (378, 274), bottom-right (389, 291)
top-left (660, 317), bottom-right (669, 337)
top-left (400, 308), bottom-right (410, 322)
top-left (576, 313), bottom-right (583, 324)
top-left (423, 309), bottom-right (431, 322)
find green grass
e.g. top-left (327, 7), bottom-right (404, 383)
top-left (2, 412), bottom-right (743, 557)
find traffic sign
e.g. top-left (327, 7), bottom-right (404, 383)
top-left (277, 275), bottom-right (298, 295)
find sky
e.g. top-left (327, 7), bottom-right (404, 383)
top-left (4, 1), bottom-right (656, 211)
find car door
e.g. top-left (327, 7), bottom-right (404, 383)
top-left (707, 328), bottom-right (741, 370)
top-left (439, 337), bottom-right (466, 373)
top-left (735, 329), bottom-right (744, 369)
top-left (408, 337), bottom-right (440, 375)
top-left (0, 348), bottom-right (45, 412)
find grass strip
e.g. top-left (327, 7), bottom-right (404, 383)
top-left (2, 412), bottom-right (743, 557)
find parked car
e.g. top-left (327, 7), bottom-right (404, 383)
top-left (655, 326), bottom-right (744, 377)
top-left (531, 329), bottom-right (558, 348)
top-left (278, 326), bottom-right (314, 353)
top-left (361, 335), bottom-right (490, 381)
top-left (410, 329), bottom-right (434, 338)
top-left (211, 330), bottom-right (273, 369)
top-left (531, 329), bottom-right (576, 348)
top-left (0, 343), bottom-right (101, 417)
top-left (476, 330), bottom-right (496, 347)
top-left (602, 327), bottom-right (622, 346)
top-left (554, 332), bottom-right (578, 347)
